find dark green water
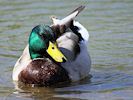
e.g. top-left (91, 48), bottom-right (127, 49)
top-left (0, 0), bottom-right (133, 100)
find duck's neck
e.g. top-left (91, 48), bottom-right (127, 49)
top-left (29, 48), bottom-right (59, 65)
top-left (29, 51), bottom-right (44, 60)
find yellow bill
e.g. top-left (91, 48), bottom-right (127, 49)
top-left (46, 41), bottom-right (67, 62)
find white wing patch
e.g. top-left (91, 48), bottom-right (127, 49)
top-left (73, 21), bottom-right (89, 44)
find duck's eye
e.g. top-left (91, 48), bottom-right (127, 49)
top-left (38, 34), bottom-right (43, 37)
top-left (52, 46), bottom-right (55, 50)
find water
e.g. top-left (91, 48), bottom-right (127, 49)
top-left (0, 0), bottom-right (133, 100)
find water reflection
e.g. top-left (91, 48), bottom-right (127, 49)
top-left (15, 84), bottom-right (55, 100)
top-left (13, 76), bottom-right (91, 100)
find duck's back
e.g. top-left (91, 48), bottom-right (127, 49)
top-left (57, 31), bottom-right (91, 81)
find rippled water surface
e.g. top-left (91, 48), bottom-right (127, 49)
top-left (0, 0), bottom-right (133, 100)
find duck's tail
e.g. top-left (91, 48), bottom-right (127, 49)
top-left (50, 6), bottom-right (85, 35)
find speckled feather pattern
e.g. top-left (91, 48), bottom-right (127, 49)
top-left (18, 58), bottom-right (70, 86)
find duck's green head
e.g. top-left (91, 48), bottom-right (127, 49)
top-left (29, 25), bottom-right (67, 62)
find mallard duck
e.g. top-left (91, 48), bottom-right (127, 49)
top-left (12, 6), bottom-right (91, 86)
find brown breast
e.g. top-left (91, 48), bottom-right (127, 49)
top-left (18, 58), bottom-right (70, 87)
